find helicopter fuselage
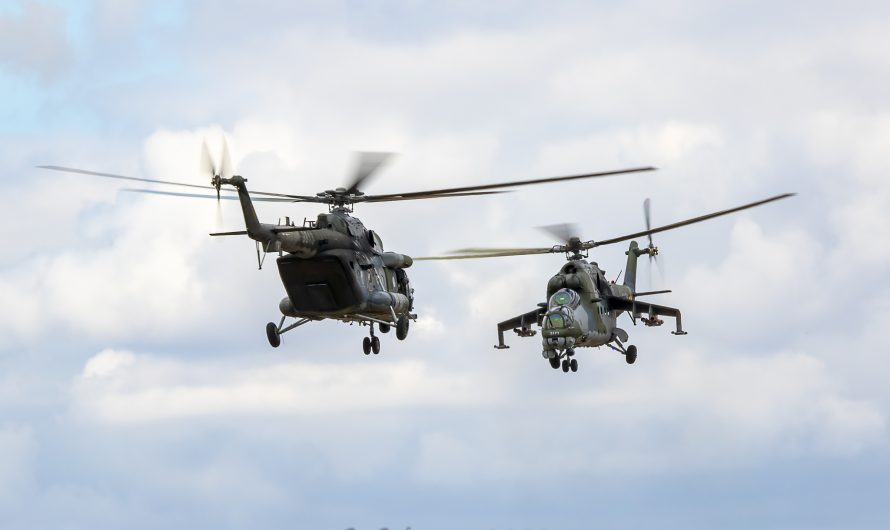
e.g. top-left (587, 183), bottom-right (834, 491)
top-left (274, 210), bottom-right (415, 322)
top-left (539, 259), bottom-right (629, 353)
top-left (494, 241), bottom-right (686, 371)
top-left (229, 178), bottom-right (415, 327)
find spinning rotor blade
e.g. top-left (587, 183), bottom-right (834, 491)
top-left (219, 137), bottom-right (234, 180)
top-left (538, 223), bottom-right (580, 244)
top-left (643, 198), bottom-right (653, 248)
top-left (345, 152), bottom-right (395, 194)
top-left (200, 139), bottom-right (216, 177)
top-left (592, 193), bottom-right (796, 248)
top-left (365, 166), bottom-right (656, 202)
top-left (415, 247), bottom-right (553, 261)
top-left (38, 165), bottom-right (319, 201)
top-left (121, 188), bottom-right (307, 202)
top-left (643, 197), bottom-right (656, 288)
top-left (363, 190), bottom-right (508, 202)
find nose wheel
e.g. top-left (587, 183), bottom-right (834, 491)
top-left (547, 349), bottom-right (579, 373)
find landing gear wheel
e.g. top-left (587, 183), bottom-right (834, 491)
top-left (561, 359), bottom-right (570, 373)
top-left (626, 345), bottom-right (637, 365)
top-left (266, 322), bottom-right (281, 348)
top-left (549, 357), bottom-right (560, 369)
top-left (362, 337), bottom-right (372, 355)
top-left (570, 358), bottom-right (578, 372)
top-left (396, 316), bottom-right (410, 340)
top-left (371, 336), bottom-right (381, 354)
top-left (378, 323), bottom-right (391, 333)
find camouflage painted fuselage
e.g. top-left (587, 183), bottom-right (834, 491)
top-left (540, 259), bottom-right (632, 354)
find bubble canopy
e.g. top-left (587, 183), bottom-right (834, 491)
top-left (548, 288), bottom-right (580, 309)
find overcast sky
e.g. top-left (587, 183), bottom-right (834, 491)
top-left (2, 1), bottom-right (890, 529)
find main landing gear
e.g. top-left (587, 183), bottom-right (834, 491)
top-left (396, 315), bottom-right (409, 341)
top-left (362, 334), bottom-right (380, 355)
top-left (361, 315), bottom-right (410, 355)
top-left (545, 348), bottom-right (579, 373)
top-left (606, 341), bottom-right (638, 364)
top-left (266, 317), bottom-right (311, 348)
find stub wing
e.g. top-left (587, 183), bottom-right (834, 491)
top-left (605, 296), bottom-right (688, 335)
top-left (495, 307), bottom-right (545, 349)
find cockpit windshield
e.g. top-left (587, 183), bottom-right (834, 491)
top-left (548, 288), bottom-right (579, 309)
top-left (547, 312), bottom-right (568, 328)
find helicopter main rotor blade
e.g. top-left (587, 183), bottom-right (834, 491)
top-left (345, 151), bottom-right (395, 194)
top-left (121, 188), bottom-right (313, 202)
top-left (363, 190), bottom-right (509, 202)
top-left (415, 247), bottom-right (553, 261)
top-left (365, 166), bottom-right (656, 202)
top-left (592, 193), bottom-right (796, 248)
top-left (538, 223), bottom-right (580, 244)
top-left (38, 165), bottom-right (218, 191)
top-left (38, 165), bottom-right (320, 201)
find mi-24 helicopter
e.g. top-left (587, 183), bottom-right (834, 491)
top-left (39, 141), bottom-right (654, 354)
top-left (418, 192), bottom-right (794, 372)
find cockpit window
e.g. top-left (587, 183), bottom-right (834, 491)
top-left (547, 313), bottom-right (567, 328)
top-left (548, 288), bottom-right (579, 309)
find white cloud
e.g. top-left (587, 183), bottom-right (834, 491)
top-left (72, 349), bottom-right (503, 423)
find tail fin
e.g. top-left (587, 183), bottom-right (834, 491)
top-left (623, 241), bottom-right (647, 293)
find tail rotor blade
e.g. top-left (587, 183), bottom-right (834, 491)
top-left (220, 137), bottom-right (234, 180)
top-left (215, 199), bottom-right (223, 230)
top-left (643, 197), bottom-right (653, 248)
top-left (200, 138), bottom-right (216, 177)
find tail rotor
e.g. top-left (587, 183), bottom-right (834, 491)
top-left (642, 198), bottom-right (665, 288)
top-left (200, 137), bottom-right (234, 228)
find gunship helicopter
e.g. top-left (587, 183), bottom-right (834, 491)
top-left (39, 141), bottom-right (654, 354)
top-left (418, 192), bottom-right (794, 372)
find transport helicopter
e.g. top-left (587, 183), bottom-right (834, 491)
top-left (418, 193), bottom-right (794, 372)
top-left (39, 142), bottom-right (653, 354)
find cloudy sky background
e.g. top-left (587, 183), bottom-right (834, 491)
top-left (2, 1), bottom-right (890, 528)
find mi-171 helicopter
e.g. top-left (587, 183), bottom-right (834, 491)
top-left (39, 142), bottom-right (654, 354)
top-left (418, 193), bottom-right (794, 372)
